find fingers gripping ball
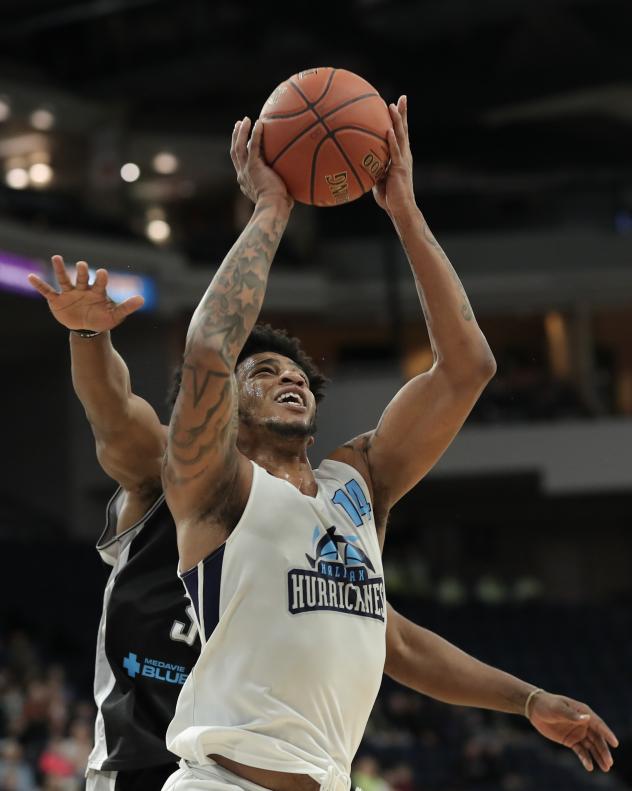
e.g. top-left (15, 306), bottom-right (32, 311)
top-left (260, 67), bottom-right (392, 207)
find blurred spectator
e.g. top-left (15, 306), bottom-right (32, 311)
top-left (352, 755), bottom-right (392, 791)
top-left (38, 720), bottom-right (91, 791)
top-left (459, 729), bottom-right (504, 786)
top-left (383, 763), bottom-right (414, 791)
top-left (38, 739), bottom-right (76, 789)
top-left (0, 739), bottom-right (37, 791)
top-left (0, 629), bottom-right (94, 791)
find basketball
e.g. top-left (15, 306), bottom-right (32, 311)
top-left (260, 67), bottom-right (392, 207)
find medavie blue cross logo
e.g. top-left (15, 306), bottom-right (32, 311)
top-left (123, 652), bottom-right (141, 678)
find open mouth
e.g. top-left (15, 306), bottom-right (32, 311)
top-left (274, 391), bottom-right (306, 411)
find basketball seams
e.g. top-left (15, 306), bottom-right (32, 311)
top-left (332, 127), bottom-right (390, 190)
top-left (262, 107), bottom-right (314, 121)
top-left (330, 125), bottom-right (388, 145)
top-left (309, 126), bottom-right (387, 204)
top-left (269, 117), bottom-right (320, 165)
top-left (313, 67), bottom-right (337, 108)
top-left (268, 93), bottom-right (383, 167)
top-left (288, 79), bottom-right (319, 118)
top-left (263, 69), bottom-right (337, 121)
top-left (320, 125), bottom-right (365, 194)
top-left (309, 134), bottom-right (331, 205)
top-left (318, 93), bottom-right (380, 119)
top-left (265, 68), bottom-right (390, 205)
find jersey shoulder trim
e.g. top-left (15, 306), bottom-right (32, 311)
top-left (315, 458), bottom-right (371, 499)
top-left (96, 486), bottom-right (165, 556)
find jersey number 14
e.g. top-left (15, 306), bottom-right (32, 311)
top-left (332, 479), bottom-right (371, 527)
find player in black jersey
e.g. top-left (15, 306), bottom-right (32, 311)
top-left (28, 253), bottom-right (617, 789)
top-left (28, 256), bottom-right (199, 791)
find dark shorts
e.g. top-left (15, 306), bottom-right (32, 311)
top-left (86, 763), bottom-right (179, 791)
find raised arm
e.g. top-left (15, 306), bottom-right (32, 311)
top-left (162, 118), bottom-right (292, 556)
top-left (332, 96), bottom-right (495, 511)
top-left (28, 256), bottom-right (164, 510)
top-left (385, 604), bottom-right (618, 773)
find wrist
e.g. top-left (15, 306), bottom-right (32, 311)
top-left (524, 687), bottom-right (545, 720)
top-left (69, 328), bottom-right (108, 340)
top-left (390, 200), bottom-right (421, 230)
top-left (256, 191), bottom-right (293, 214)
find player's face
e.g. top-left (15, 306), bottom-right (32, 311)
top-left (236, 352), bottom-right (317, 438)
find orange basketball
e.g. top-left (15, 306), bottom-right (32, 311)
top-left (260, 67), bottom-right (392, 207)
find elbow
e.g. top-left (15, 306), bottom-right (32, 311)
top-left (451, 344), bottom-right (496, 388)
top-left (478, 347), bottom-right (497, 382)
top-left (467, 335), bottom-right (497, 384)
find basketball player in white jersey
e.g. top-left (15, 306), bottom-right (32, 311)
top-left (28, 258), bottom-right (548, 791)
top-left (31, 170), bottom-right (616, 791)
top-left (160, 96), bottom-right (619, 791)
top-left (28, 251), bottom-right (617, 790)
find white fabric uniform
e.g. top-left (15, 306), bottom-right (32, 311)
top-left (165, 459), bottom-right (387, 791)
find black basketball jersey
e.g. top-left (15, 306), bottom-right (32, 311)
top-left (88, 489), bottom-right (199, 772)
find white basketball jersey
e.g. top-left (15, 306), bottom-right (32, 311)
top-left (167, 459), bottom-right (387, 791)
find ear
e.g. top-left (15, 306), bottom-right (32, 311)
top-left (307, 436), bottom-right (315, 448)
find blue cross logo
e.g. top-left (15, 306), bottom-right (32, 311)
top-left (123, 652), bottom-right (141, 678)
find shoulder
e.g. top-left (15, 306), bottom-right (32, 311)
top-left (326, 433), bottom-right (373, 493)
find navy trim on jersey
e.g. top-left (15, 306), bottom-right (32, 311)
top-left (181, 545), bottom-right (225, 643)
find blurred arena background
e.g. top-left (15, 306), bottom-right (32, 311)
top-left (1, 1), bottom-right (631, 789)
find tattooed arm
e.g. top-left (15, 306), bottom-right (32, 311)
top-left (163, 117), bottom-right (292, 569)
top-left (330, 96), bottom-right (495, 514)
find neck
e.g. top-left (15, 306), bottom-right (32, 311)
top-left (237, 433), bottom-right (317, 495)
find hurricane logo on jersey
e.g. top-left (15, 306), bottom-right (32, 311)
top-left (305, 526), bottom-right (375, 572)
top-left (288, 525), bottom-right (385, 621)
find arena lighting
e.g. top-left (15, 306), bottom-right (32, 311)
top-left (0, 97), bottom-right (10, 122)
top-left (30, 108), bottom-right (55, 131)
top-left (120, 162), bottom-right (140, 182)
top-left (5, 167), bottom-right (29, 189)
top-left (146, 218), bottom-right (171, 243)
top-left (29, 162), bottom-right (53, 186)
top-left (29, 150), bottom-right (51, 165)
top-left (152, 151), bottom-right (178, 174)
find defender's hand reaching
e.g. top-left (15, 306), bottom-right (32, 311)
top-left (373, 95), bottom-right (416, 218)
top-left (27, 255), bottom-right (144, 332)
top-left (230, 117), bottom-right (293, 208)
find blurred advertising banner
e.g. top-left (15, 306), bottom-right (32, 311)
top-left (65, 265), bottom-right (157, 311)
top-left (0, 250), bottom-right (45, 296)
top-left (0, 250), bottom-right (156, 310)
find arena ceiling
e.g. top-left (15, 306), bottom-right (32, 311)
top-left (1, 0), bottom-right (631, 256)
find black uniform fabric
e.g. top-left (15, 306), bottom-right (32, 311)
top-left (96, 490), bottom-right (199, 771)
top-left (113, 762), bottom-right (179, 790)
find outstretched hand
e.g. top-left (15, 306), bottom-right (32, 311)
top-left (230, 117), bottom-right (292, 207)
top-left (529, 692), bottom-right (618, 773)
top-left (27, 255), bottom-right (144, 332)
top-left (373, 95), bottom-right (415, 217)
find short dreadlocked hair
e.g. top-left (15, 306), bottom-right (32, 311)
top-left (166, 323), bottom-right (328, 412)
